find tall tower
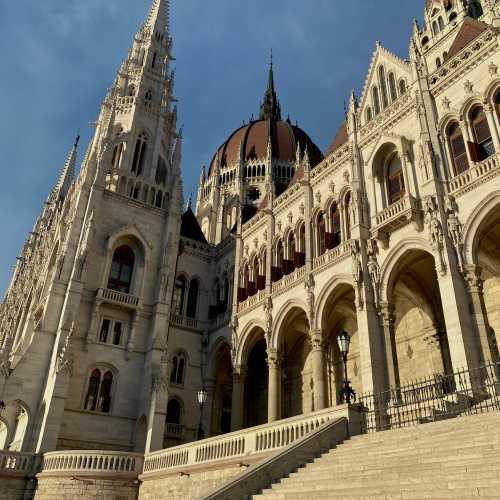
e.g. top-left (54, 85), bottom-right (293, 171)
top-left (0, 0), bottom-right (182, 454)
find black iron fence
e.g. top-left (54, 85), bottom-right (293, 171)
top-left (357, 361), bottom-right (500, 433)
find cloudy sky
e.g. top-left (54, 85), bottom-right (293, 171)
top-left (0, 0), bottom-right (423, 295)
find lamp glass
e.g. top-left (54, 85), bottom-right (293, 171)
top-left (198, 388), bottom-right (208, 406)
top-left (337, 332), bottom-right (350, 355)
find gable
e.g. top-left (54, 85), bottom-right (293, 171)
top-left (447, 18), bottom-right (488, 59)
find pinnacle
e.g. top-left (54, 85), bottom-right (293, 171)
top-left (50, 135), bottom-right (79, 203)
top-left (144, 0), bottom-right (170, 34)
top-left (259, 50), bottom-right (282, 121)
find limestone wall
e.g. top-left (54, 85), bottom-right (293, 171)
top-left (34, 476), bottom-right (138, 500)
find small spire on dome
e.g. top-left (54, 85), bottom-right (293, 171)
top-left (259, 49), bottom-right (282, 121)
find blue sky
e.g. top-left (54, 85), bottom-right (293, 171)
top-left (0, 0), bottom-right (423, 295)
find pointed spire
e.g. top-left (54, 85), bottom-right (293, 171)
top-left (50, 135), bottom-right (79, 203)
top-left (143, 0), bottom-right (170, 34)
top-left (259, 50), bottom-right (282, 121)
top-left (295, 141), bottom-right (302, 166)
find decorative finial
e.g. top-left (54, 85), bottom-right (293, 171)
top-left (187, 193), bottom-right (193, 210)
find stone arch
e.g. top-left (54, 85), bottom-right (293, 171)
top-left (209, 340), bottom-right (233, 435)
top-left (2, 399), bottom-right (30, 452)
top-left (314, 273), bottom-right (355, 330)
top-left (459, 95), bottom-right (485, 120)
top-left (463, 190), bottom-right (500, 265)
top-left (271, 299), bottom-right (309, 350)
top-left (484, 78), bottom-right (500, 103)
top-left (379, 237), bottom-right (433, 304)
top-left (234, 319), bottom-right (267, 367)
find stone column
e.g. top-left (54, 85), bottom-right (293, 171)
top-left (310, 329), bottom-right (327, 411)
top-left (230, 367), bottom-right (245, 431)
top-left (378, 303), bottom-right (398, 388)
top-left (484, 103), bottom-right (500, 152)
top-left (464, 265), bottom-right (495, 364)
top-left (267, 348), bottom-right (281, 422)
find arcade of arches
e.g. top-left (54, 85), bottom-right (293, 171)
top-left (228, 225), bottom-right (500, 432)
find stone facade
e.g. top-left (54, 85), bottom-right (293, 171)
top-left (0, 0), bottom-right (500, 490)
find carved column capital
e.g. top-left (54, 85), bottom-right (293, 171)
top-left (232, 365), bottom-right (247, 381)
top-left (309, 329), bottom-right (325, 351)
top-left (463, 264), bottom-right (483, 292)
top-left (378, 302), bottom-right (395, 326)
top-left (266, 348), bottom-right (281, 369)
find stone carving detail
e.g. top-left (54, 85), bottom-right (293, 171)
top-left (350, 240), bottom-right (364, 310)
top-left (445, 195), bottom-right (465, 272)
top-left (266, 347), bottom-right (280, 369)
top-left (304, 273), bottom-right (315, 324)
top-left (424, 196), bottom-right (446, 276)
top-left (56, 321), bottom-right (76, 377)
top-left (263, 297), bottom-right (273, 344)
top-left (230, 315), bottom-right (239, 363)
top-left (367, 239), bottom-right (381, 309)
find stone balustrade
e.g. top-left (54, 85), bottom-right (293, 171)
top-left (165, 423), bottom-right (185, 439)
top-left (448, 153), bottom-right (500, 197)
top-left (312, 241), bottom-right (351, 272)
top-left (98, 288), bottom-right (140, 308)
top-left (40, 450), bottom-right (143, 477)
top-left (373, 195), bottom-right (422, 243)
top-left (0, 450), bottom-right (39, 476)
top-left (142, 405), bottom-right (353, 476)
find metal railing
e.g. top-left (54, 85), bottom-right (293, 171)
top-left (358, 361), bottom-right (500, 433)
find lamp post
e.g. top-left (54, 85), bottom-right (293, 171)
top-left (337, 332), bottom-right (356, 404)
top-left (197, 387), bottom-right (208, 440)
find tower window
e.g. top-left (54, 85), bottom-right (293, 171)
top-left (172, 276), bottom-right (187, 315)
top-left (387, 153), bottom-right (406, 204)
top-left (447, 122), bottom-right (469, 176)
top-left (372, 86), bottom-right (381, 115)
top-left (84, 369), bottom-right (114, 414)
top-left (170, 353), bottom-right (186, 386)
top-left (378, 66), bottom-right (389, 109)
top-left (470, 106), bottom-right (494, 160)
top-left (388, 72), bottom-right (397, 102)
top-left (186, 279), bottom-right (199, 319)
top-left (131, 132), bottom-right (148, 176)
top-left (152, 52), bottom-right (157, 68)
top-left (99, 319), bottom-right (111, 343)
top-left (107, 245), bottom-right (135, 294)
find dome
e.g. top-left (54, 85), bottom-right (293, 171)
top-left (208, 119), bottom-right (323, 175)
top-left (207, 58), bottom-right (323, 176)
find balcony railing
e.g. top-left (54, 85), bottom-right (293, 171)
top-left (448, 153), bottom-right (500, 197)
top-left (372, 195), bottom-right (422, 243)
top-left (169, 314), bottom-right (199, 330)
top-left (0, 451), bottom-right (40, 476)
top-left (97, 288), bottom-right (140, 308)
top-left (312, 241), bottom-right (351, 271)
top-left (165, 423), bottom-right (185, 440)
top-left (142, 405), bottom-right (352, 475)
top-left (40, 450), bottom-right (143, 477)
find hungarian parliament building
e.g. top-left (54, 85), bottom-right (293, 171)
top-left (0, 0), bottom-right (499, 485)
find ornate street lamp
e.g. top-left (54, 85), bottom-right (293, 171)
top-left (337, 332), bottom-right (356, 404)
top-left (197, 387), bottom-right (208, 440)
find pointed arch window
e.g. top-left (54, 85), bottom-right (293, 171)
top-left (447, 122), bottom-right (469, 175)
top-left (470, 106), bottom-right (494, 160)
top-left (111, 142), bottom-right (124, 171)
top-left (172, 276), bottom-right (187, 316)
top-left (330, 203), bottom-right (342, 248)
top-left (388, 72), bottom-right (397, 102)
top-left (145, 89), bottom-right (153, 106)
top-left (166, 399), bottom-right (182, 425)
top-left (366, 106), bottom-right (373, 123)
top-left (378, 66), bottom-right (389, 109)
top-left (344, 192), bottom-right (352, 240)
top-left (317, 212), bottom-right (326, 256)
top-left (151, 52), bottom-right (158, 69)
top-left (84, 369), bottom-right (113, 413)
top-left (108, 245), bottom-right (135, 294)
top-left (438, 16), bottom-right (445, 31)
top-left (399, 80), bottom-right (407, 95)
top-left (170, 353), bottom-right (186, 386)
top-left (131, 132), bottom-right (148, 176)
top-left (257, 252), bottom-right (266, 291)
top-left (276, 240), bottom-right (285, 277)
top-left (372, 86), bottom-right (381, 115)
top-left (186, 279), bottom-right (199, 318)
top-left (295, 223), bottom-right (306, 268)
top-left (387, 153), bottom-right (406, 204)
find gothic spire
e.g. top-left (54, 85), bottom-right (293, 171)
top-left (50, 135), bottom-right (79, 203)
top-left (259, 50), bottom-right (282, 121)
top-left (143, 0), bottom-right (170, 35)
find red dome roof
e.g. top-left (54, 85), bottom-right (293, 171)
top-left (209, 119), bottom-right (323, 175)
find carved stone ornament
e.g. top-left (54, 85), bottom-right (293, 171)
top-left (231, 315), bottom-right (239, 363)
top-left (367, 239), bottom-right (381, 309)
top-left (263, 297), bottom-right (273, 343)
top-left (287, 212), bottom-right (293, 224)
top-left (350, 240), bottom-right (364, 310)
top-left (55, 321), bottom-right (76, 377)
top-left (329, 181), bottom-right (335, 195)
top-left (304, 273), bottom-right (315, 324)
top-left (464, 80), bottom-right (473, 94)
top-left (315, 191), bottom-right (322, 205)
top-left (266, 347), bottom-right (280, 369)
top-left (489, 62), bottom-right (498, 77)
top-left (299, 203), bottom-right (305, 215)
top-left (442, 97), bottom-right (451, 110)
top-left (445, 195), bottom-right (465, 272)
top-left (424, 196), bottom-right (446, 276)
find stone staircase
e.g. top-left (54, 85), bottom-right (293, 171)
top-left (253, 411), bottom-right (500, 499)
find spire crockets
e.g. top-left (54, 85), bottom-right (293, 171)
top-left (49, 135), bottom-right (79, 203)
top-left (259, 50), bottom-right (282, 121)
top-left (143, 0), bottom-right (170, 35)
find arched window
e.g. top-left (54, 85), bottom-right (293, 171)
top-left (186, 279), bottom-right (199, 318)
top-left (372, 86), bottom-right (381, 115)
top-left (344, 193), bottom-right (352, 240)
top-left (131, 132), bottom-right (148, 176)
top-left (432, 20), bottom-right (439, 35)
top-left (128, 85), bottom-right (136, 97)
top-left (172, 276), bottom-right (187, 315)
top-left (111, 142), bottom-right (124, 171)
top-left (447, 122), bottom-right (469, 175)
top-left (449, 12), bottom-right (457, 22)
top-left (151, 52), bottom-right (158, 69)
top-left (388, 73), bottom-right (397, 103)
top-left (422, 36), bottom-right (429, 47)
top-left (145, 89), bottom-right (153, 106)
top-left (387, 153), bottom-right (406, 204)
top-left (436, 57), bottom-right (442, 68)
top-left (108, 245), bottom-right (135, 294)
top-left (170, 353), bottom-right (186, 385)
top-left (276, 240), bottom-right (284, 275)
top-left (438, 16), bottom-right (445, 31)
top-left (317, 212), bottom-right (326, 256)
top-left (288, 231), bottom-right (296, 265)
top-left (399, 80), bottom-right (407, 95)
top-left (331, 203), bottom-right (342, 248)
top-left (366, 106), bottom-right (373, 123)
top-left (155, 191), bottom-right (163, 208)
top-left (84, 369), bottom-right (113, 413)
top-left (470, 106), bottom-right (494, 160)
top-left (166, 399), bottom-right (181, 425)
top-left (378, 66), bottom-right (389, 109)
